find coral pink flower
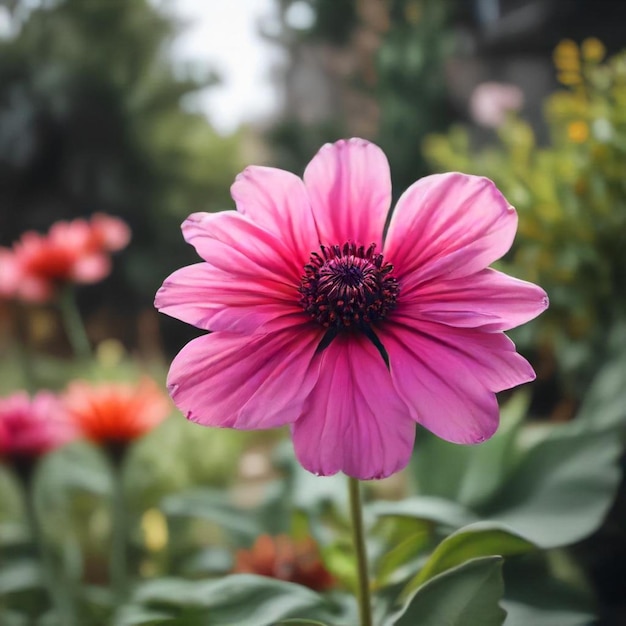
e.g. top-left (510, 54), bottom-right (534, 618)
top-left (0, 247), bottom-right (20, 298)
top-left (156, 138), bottom-right (548, 480)
top-left (88, 213), bottom-right (131, 253)
top-left (63, 378), bottom-right (170, 445)
top-left (0, 391), bottom-right (76, 463)
top-left (4, 214), bottom-right (130, 302)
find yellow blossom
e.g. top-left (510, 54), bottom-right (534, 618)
top-left (582, 38), bottom-right (606, 62)
top-left (553, 40), bottom-right (580, 72)
top-left (567, 120), bottom-right (589, 143)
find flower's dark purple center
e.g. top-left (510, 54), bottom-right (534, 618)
top-left (299, 242), bottom-right (399, 330)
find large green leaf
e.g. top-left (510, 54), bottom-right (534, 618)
top-left (277, 621), bottom-right (331, 625)
top-left (369, 496), bottom-right (477, 530)
top-left (501, 557), bottom-right (596, 625)
top-left (502, 600), bottom-right (594, 626)
top-left (482, 426), bottom-right (622, 547)
top-left (160, 488), bottom-right (262, 539)
top-left (385, 556), bottom-right (506, 626)
top-left (413, 393), bottom-right (529, 508)
top-left (0, 559), bottom-right (43, 594)
top-left (133, 574), bottom-right (334, 626)
top-left (113, 606), bottom-right (173, 626)
top-left (574, 350), bottom-right (626, 431)
top-left (375, 529), bottom-right (430, 586)
top-left (408, 522), bottom-right (535, 591)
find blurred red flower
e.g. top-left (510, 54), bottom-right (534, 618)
top-left (0, 391), bottom-right (77, 478)
top-left (0, 213), bottom-right (130, 302)
top-left (63, 378), bottom-right (170, 446)
top-left (233, 534), bottom-right (335, 592)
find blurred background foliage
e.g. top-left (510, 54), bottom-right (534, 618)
top-left (2, 0), bottom-right (626, 624)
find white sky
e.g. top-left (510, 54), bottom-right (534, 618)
top-left (167, 0), bottom-right (285, 134)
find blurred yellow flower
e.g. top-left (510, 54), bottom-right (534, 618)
top-left (567, 120), bottom-right (589, 143)
top-left (141, 508), bottom-right (168, 552)
top-left (553, 40), bottom-right (580, 72)
top-left (582, 38), bottom-right (606, 62)
top-left (557, 71), bottom-right (583, 86)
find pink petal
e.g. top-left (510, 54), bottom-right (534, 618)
top-left (380, 320), bottom-right (535, 444)
top-left (167, 327), bottom-right (323, 430)
top-left (231, 166), bottom-right (319, 264)
top-left (182, 211), bottom-right (303, 285)
top-left (90, 213), bottom-right (131, 252)
top-left (398, 268), bottom-right (549, 331)
top-left (156, 262), bottom-right (304, 333)
top-left (18, 276), bottom-right (55, 303)
top-left (384, 173), bottom-right (517, 291)
top-left (303, 138), bottom-right (391, 248)
top-left (291, 334), bottom-right (414, 480)
top-left (71, 253), bottom-right (111, 283)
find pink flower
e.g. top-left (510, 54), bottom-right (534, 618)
top-left (469, 82), bottom-right (524, 128)
top-left (0, 247), bottom-right (20, 298)
top-left (88, 213), bottom-right (131, 253)
top-left (3, 214), bottom-right (130, 302)
top-left (0, 391), bottom-right (77, 463)
top-left (155, 138), bottom-right (548, 480)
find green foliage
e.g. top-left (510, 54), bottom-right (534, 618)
top-left (368, 385), bottom-right (623, 624)
top-left (424, 41), bottom-right (626, 391)
top-left (117, 575), bottom-right (339, 626)
top-left (384, 557), bottom-right (507, 626)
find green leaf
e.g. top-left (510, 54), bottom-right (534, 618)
top-left (376, 529), bottom-right (430, 585)
top-left (133, 574), bottom-right (333, 626)
top-left (0, 559), bottom-right (43, 594)
top-left (386, 556), bottom-right (506, 626)
top-left (113, 606), bottom-right (174, 626)
top-left (277, 621), bottom-right (330, 626)
top-left (160, 488), bottom-right (261, 539)
top-left (369, 496), bottom-right (477, 530)
top-left (0, 611), bottom-right (30, 626)
top-left (413, 392), bottom-right (529, 508)
top-left (501, 557), bottom-right (595, 626)
top-left (482, 426), bottom-right (622, 547)
top-left (573, 350), bottom-right (626, 431)
top-left (408, 522), bottom-right (535, 592)
top-left (502, 601), bottom-right (594, 626)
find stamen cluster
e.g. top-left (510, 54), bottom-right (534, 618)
top-left (299, 242), bottom-right (399, 330)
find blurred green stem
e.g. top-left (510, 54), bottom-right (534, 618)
top-left (22, 476), bottom-right (76, 626)
top-left (348, 477), bottom-right (373, 626)
top-left (15, 302), bottom-right (37, 393)
top-left (110, 460), bottom-right (129, 602)
top-left (59, 286), bottom-right (91, 360)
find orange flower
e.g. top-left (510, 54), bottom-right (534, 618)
top-left (63, 378), bottom-right (170, 446)
top-left (233, 534), bottom-right (335, 592)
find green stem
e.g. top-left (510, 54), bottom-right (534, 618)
top-left (15, 303), bottom-right (37, 393)
top-left (22, 475), bottom-right (76, 625)
top-left (110, 461), bottom-right (129, 602)
top-left (348, 476), bottom-right (373, 626)
top-left (59, 286), bottom-right (91, 360)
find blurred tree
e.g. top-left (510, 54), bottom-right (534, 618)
top-left (0, 0), bottom-right (243, 328)
top-left (374, 0), bottom-right (457, 195)
top-left (263, 0), bottom-right (458, 191)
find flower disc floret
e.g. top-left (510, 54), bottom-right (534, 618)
top-left (299, 242), bottom-right (399, 330)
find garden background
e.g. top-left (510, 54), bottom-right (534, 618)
top-left (1, 1), bottom-right (626, 624)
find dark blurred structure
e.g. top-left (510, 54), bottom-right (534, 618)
top-left (0, 0), bottom-right (243, 349)
top-left (265, 0), bottom-right (626, 183)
